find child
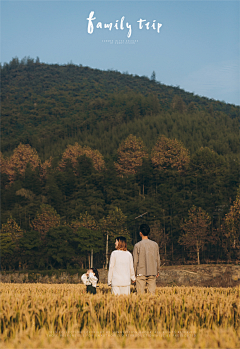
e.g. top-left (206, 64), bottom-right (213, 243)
top-left (81, 267), bottom-right (99, 294)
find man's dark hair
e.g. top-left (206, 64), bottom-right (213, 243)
top-left (139, 223), bottom-right (150, 236)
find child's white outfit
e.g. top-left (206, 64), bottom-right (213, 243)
top-left (81, 272), bottom-right (98, 294)
top-left (81, 272), bottom-right (98, 287)
top-left (108, 250), bottom-right (136, 295)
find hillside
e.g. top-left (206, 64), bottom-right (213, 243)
top-left (1, 57), bottom-right (239, 161)
top-left (1, 57), bottom-right (239, 271)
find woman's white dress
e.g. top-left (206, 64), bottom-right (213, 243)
top-left (108, 250), bottom-right (136, 295)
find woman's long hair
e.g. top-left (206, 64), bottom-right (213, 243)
top-left (116, 236), bottom-right (127, 251)
top-left (92, 267), bottom-right (99, 281)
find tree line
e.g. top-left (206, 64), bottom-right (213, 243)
top-left (1, 134), bottom-right (239, 270)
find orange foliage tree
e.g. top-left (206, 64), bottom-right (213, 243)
top-left (114, 134), bottom-right (148, 176)
top-left (58, 143), bottom-right (105, 173)
top-left (2, 143), bottom-right (41, 183)
top-left (31, 204), bottom-right (61, 242)
top-left (151, 135), bottom-right (190, 173)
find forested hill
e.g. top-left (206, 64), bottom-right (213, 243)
top-left (1, 57), bottom-right (240, 270)
top-left (1, 57), bottom-right (239, 161)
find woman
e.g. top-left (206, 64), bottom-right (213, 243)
top-left (108, 236), bottom-right (136, 295)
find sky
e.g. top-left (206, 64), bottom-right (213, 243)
top-left (1, 0), bottom-right (240, 106)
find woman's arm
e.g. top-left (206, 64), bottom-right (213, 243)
top-left (108, 252), bottom-right (115, 286)
top-left (129, 254), bottom-right (136, 282)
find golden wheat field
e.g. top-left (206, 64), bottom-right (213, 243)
top-left (0, 283), bottom-right (240, 349)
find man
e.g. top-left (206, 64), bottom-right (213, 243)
top-left (133, 223), bottom-right (160, 294)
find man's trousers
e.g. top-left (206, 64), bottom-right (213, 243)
top-left (136, 275), bottom-right (156, 294)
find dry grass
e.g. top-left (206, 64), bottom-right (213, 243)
top-left (1, 283), bottom-right (240, 348)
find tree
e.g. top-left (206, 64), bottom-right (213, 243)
top-left (100, 207), bottom-right (130, 240)
top-left (2, 144), bottom-right (41, 184)
top-left (0, 231), bottom-right (16, 270)
top-left (1, 217), bottom-right (24, 243)
top-left (171, 95), bottom-right (186, 113)
top-left (1, 218), bottom-right (24, 269)
top-left (100, 207), bottom-right (132, 268)
top-left (18, 230), bottom-right (42, 270)
top-left (114, 134), bottom-right (148, 176)
top-left (189, 147), bottom-right (228, 212)
top-left (40, 157), bottom-right (52, 179)
top-left (151, 71), bottom-right (156, 81)
top-left (224, 192), bottom-right (240, 250)
top-left (190, 147), bottom-right (227, 179)
top-left (58, 143), bottom-right (105, 173)
top-left (151, 135), bottom-right (190, 173)
top-left (71, 211), bottom-right (99, 233)
top-left (70, 212), bottom-right (101, 268)
top-left (74, 227), bottom-right (104, 269)
top-left (149, 220), bottom-right (169, 258)
top-left (30, 204), bottom-right (61, 242)
top-left (178, 206), bottom-right (211, 264)
top-left (46, 226), bottom-right (76, 268)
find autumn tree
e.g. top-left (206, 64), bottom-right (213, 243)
top-left (58, 143), bottom-right (105, 173)
top-left (2, 143), bottom-right (41, 184)
top-left (151, 135), bottom-right (190, 173)
top-left (178, 206), bottom-right (211, 264)
top-left (30, 204), bottom-right (61, 242)
top-left (83, 146), bottom-right (105, 171)
top-left (114, 134), bottom-right (148, 176)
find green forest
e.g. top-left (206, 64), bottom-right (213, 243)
top-left (1, 57), bottom-right (239, 271)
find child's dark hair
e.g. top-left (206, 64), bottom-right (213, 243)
top-left (92, 267), bottom-right (99, 281)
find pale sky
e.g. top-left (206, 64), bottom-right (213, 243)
top-left (1, 0), bottom-right (239, 105)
